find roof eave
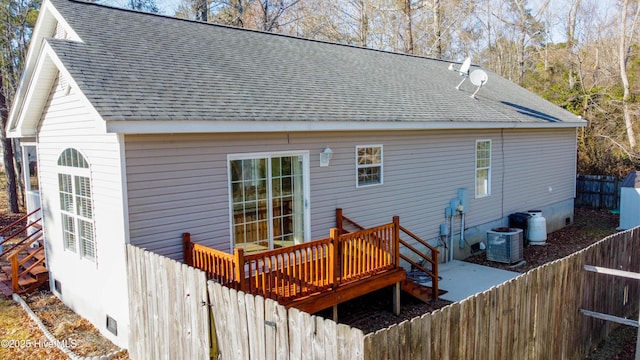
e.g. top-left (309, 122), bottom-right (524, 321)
top-left (7, 0), bottom-right (83, 138)
top-left (105, 119), bottom-right (587, 134)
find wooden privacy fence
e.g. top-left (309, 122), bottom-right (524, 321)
top-left (126, 245), bottom-right (211, 360)
top-left (208, 281), bottom-right (363, 360)
top-left (576, 174), bottom-right (622, 209)
top-left (127, 228), bottom-right (638, 359)
top-left (364, 227), bottom-right (639, 360)
top-left (126, 244), bottom-right (362, 359)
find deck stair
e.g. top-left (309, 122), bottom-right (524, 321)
top-left (0, 209), bottom-right (47, 296)
top-left (336, 208), bottom-right (441, 302)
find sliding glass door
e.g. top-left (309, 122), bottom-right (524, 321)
top-left (229, 152), bottom-right (308, 253)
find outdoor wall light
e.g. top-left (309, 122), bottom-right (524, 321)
top-left (320, 147), bottom-right (333, 167)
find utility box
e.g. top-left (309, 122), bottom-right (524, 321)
top-left (619, 171), bottom-right (640, 230)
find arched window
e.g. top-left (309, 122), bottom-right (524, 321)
top-left (58, 148), bottom-right (95, 262)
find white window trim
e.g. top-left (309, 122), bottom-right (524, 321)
top-left (475, 139), bottom-right (492, 198)
top-left (57, 149), bottom-right (96, 263)
top-left (21, 143), bottom-right (38, 193)
top-left (355, 144), bottom-right (383, 188)
top-left (227, 150), bottom-right (311, 252)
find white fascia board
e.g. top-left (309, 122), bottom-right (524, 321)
top-left (105, 118), bottom-right (587, 134)
top-left (7, 0), bottom-right (84, 137)
top-left (6, 1), bottom-right (56, 134)
top-left (45, 1), bottom-right (82, 42)
top-left (7, 43), bottom-right (58, 138)
top-left (8, 42), bottom-right (104, 138)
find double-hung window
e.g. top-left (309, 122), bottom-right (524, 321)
top-left (58, 148), bottom-right (96, 262)
top-left (356, 145), bottom-right (383, 187)
top-left (475, 140), bottom-right (491, 197)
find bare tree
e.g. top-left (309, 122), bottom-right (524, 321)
top-left (618, 0), bottom-right (640, 149)
top-left (0, 74), bottom-right (19, 213)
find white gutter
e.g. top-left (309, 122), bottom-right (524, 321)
top-left (105, 118), bottom-right (587, 134)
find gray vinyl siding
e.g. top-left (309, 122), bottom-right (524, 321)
top-left (125, 128), bottom-right (577, 260)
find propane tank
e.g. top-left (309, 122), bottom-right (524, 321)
top-left (527, 210), bottom-right (547, 245)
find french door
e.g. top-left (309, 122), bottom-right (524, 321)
top-left (229, 151), bottom-right (309, 253)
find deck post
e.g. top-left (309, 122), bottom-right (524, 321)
top-left (393, 282), bottom-right (401, 315)
top-left (330, 228), bottom-right (340, 289)
top-left (392, 216), bottom-right (400, 267)
top-left (234, 248), bottom-right (246, 291)
top-left (432, 249), bottom-right (439, 300)
top-left (336, 208), bottom-right (343, 235)
top-left (182, 233), bottom-right (192, 266)
top-left (10, 252), bottom-right (19, 293)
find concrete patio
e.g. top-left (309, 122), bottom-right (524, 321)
top-left (432, 260), bottom-right (522, 302)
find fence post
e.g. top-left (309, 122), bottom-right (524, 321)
top-left (182, 233), bottom-right (192, 266)
top-left (234, 248), bottom-right (245, 291)
top-left (392, 216), bottom-right (400, 267)
top-left (336, 208), bottom-right (343, 235)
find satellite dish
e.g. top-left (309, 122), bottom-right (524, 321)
top-left (459, 57), bottom-right (471, 75)
top-left (469, 69), bottom-right (489, 98)
top-left (448, 57), bottom-right (473, 90)
top-left (470, 69), bottom-right (488, 86)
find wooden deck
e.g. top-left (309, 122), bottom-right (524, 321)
top-left (183, 212), bottom-right (439, 317)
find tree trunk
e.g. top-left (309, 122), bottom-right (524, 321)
top-left (619, 0), bottom-right (636, 149)
top-left (432, 0), bottom-right (442, 58)
top-left (0, 74), bottom-right (20, 213)
top-left (359, 0), bottom-right (369, 47)
top-left (403, 0), bottom-right (414, 54)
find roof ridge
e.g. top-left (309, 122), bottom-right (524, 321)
top-left (61, 0), bottom-right (456, 65)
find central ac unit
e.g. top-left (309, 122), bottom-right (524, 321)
top-left (486, 228), bottom-right (523, 264)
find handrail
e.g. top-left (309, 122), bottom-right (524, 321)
top-left (398, 224), bottom-right (439, 300)
top-left (7, 227), bottom-right (46, 293)
top-left (0, 208), bottom-right (41, 245)
top-left (0, 224), bottom-right (42, 259)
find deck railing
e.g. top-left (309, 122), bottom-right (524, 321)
top-left (0, 208), bottom-right (42, 259)
top-left (183, 234), bottom-right (241, 289)
top-left (339, 221), bottom-right (397, 283)
top-left (336, 208), bottom-right (439, 300)
top-left (183, 219), bottom-right (399, 304)
top-left (243, 237), bottom-right (334, 302)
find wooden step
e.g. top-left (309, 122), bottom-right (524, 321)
top-left (0, 272), bottom-right (10, 282)
top-left (28, 265), bottom-right (48, 277)
top-left (25, 247), bottom-right (45, 261)
top-left (401, 279), bottom-right (446, 303)
top-left (18, 276), bottom-right (37, 287)
top-left (0, 265), bottom-right (11, 276)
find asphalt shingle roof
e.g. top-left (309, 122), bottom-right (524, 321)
top-left (47, 0), bottom-right (584, 126)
